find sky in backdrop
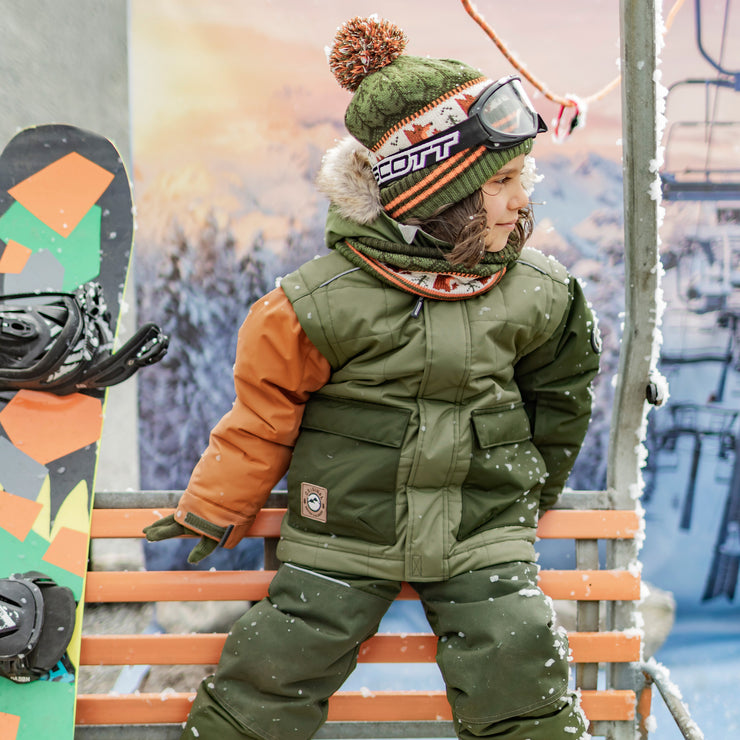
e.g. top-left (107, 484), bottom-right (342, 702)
top-left (129, 0), bottom-right (740, 251)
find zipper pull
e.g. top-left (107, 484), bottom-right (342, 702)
top-left (411, 296), bottom-right (424, 318)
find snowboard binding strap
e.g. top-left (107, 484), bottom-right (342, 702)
top-left (0, 282), bottom-right (168, 395)
top-left (0, 572), bottom-right (76, 683)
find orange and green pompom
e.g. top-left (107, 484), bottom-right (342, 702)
top-left (329, 16), bottom-right (408, 92)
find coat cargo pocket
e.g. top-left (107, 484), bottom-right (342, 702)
top-left (287, 396), bottom-right (410, 545)
top-left (458, 403), bottom-right (543, 540)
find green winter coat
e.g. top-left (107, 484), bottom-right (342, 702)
top-left (277, 209), bottom-right (600, 582)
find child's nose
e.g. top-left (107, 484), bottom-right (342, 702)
top-left (509, 182), bottom-right (529, 210)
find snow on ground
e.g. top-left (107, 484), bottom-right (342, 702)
top-left (647, 606), bottom-right (740, 739)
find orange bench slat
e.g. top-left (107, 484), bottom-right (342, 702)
top-left (538, 569), bottom-right (641, 601)
top-left (90, 507), bottom-right (640, 540)
top-left (83, 571), bottom-right (416, 603)
top-left (79, 630), bottom-right (640, 667)
top-left (537, 508), bottom-right (641, 539)
top-left (568, 689), bottom-right (636, 722)
top-left (75, 689), bottom-right (635, 725)
top-left (84, 569), bottom-right (639, 603)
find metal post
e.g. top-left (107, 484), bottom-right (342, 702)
top-left (607, 1), bottom-right (663, 737)
top-left (609, 3), bottom-right (662, 501)
top-left (679, 434), bottom-right (702, 530)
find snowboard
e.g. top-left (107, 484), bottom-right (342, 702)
top-left (0, 125), bottom-right (135, 739)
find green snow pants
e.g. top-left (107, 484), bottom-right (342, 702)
top-left (180, 561), bottom-right (589, 740)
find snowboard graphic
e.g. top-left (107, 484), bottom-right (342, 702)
top-left (0, 125), bottom-right (156, 739)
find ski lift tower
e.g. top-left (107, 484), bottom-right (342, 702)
top-left (661, 97), bottom-right (740, 202)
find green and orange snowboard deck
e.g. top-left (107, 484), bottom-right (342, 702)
top-left (0, 125), bottom-right (134, 739)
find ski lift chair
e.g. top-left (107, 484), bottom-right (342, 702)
top-left (661, 121), bottom-right (740, 202)
top-left (660, 74), bottom-right (740, 203)
top-left (649, 403), bottom-right (739, 530)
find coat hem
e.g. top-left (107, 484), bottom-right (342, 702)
top-left (276, 531), bottom-right (538, 582)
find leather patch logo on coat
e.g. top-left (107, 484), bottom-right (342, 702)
top-left (301, 482), bottom-right (328, 523)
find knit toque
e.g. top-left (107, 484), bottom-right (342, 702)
top-left (328, 16), bottom-right (533, 222)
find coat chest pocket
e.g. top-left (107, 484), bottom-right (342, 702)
top-left (459, 402), bottom-right (543, 540)
top-left (287, 397), bottom-right (410, 545)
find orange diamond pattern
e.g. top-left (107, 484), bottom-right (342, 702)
top-left (42, 526), bottom-right (89, 577)
top-left (0, 712), bottom-right (20, 740)
top-left (0, 239), bottom-right (32, 273)
top-left (8, 151), bottom-right (114, 237)
top-left (0, 390), bottom-right (102, 464)
top-left (0, 489), bottom-right (43, 541)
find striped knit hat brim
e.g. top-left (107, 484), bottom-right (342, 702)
top-left (379, 138), bottom-right (532, 222)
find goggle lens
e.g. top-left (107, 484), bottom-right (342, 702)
top-left (474, 78), bottom-right (544, 142)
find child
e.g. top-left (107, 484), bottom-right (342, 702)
top-left (145, 16), bottom-right (600, 740)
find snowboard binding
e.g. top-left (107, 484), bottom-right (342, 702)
top-left (0, 282), bottom-right (168, 395)
top-left (0, 572), bottom-right (76, 683)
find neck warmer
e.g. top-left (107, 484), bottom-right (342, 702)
top-left (334, 233), bottom-right (520, 300)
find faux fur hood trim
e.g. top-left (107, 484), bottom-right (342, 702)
top-left (316, 137), bottom-right (383, 225)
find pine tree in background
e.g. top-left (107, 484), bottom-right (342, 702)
top-left (137, 213), bottom-right (269, 489)
top-left (567, 235), bottom-right (624, 493)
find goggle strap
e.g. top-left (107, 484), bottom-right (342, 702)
top-left (373, 115), bottom-right (531, 188)
top-left (372, 78), bottom-right (546, 188)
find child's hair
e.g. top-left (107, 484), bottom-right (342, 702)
top-left (408, 191), bottom-right (534, 269)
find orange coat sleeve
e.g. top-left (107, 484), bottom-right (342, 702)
top-left (174, 287), bottom-right (331, 547)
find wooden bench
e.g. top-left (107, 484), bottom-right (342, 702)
top-left (76, 489), bottom-right (653, 740)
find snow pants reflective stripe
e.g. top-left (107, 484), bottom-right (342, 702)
top-left (180, 561), bottom-right (589, 740)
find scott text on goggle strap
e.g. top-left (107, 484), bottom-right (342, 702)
top-left (373, 130), bottom-right (460, 186)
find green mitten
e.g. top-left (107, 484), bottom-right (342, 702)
top-left (143, 513), bottom-right (223, 564)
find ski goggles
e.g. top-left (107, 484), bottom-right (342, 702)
top-left (373, 75), bottom-right (548, 187)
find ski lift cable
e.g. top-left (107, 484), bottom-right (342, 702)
top-left (703, 0), bottom-right (732, 173)
top-left (460, 0), bottom-right (687, 139)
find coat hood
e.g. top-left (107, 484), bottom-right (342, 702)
top-left (316, 136), bottom-right (442, 252)
top-left (316, 137), bottom-right (382, 226)
top-left (315, 136), bottom-right (541, 291)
